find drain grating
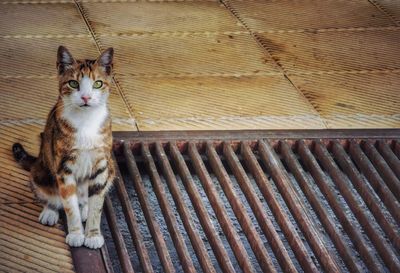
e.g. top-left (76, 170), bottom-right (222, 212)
top-left (73, 130), bottom-right (400, 273)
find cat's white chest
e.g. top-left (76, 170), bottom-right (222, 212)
top-left (74, 150), bottom-right (95, 179)
top-left (74, 128), bottom-right (103, 150)
top-left (62, 106), bottom-right (108, 179)
top-left (62, 106), bottom-right (108, 150)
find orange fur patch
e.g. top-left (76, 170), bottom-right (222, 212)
top-left (59, 184), bottom-right (77, 199)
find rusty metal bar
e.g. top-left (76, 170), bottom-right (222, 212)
top-left (258, 140), bottom-right (341, 273)
top-left (112, 154), bottom-right (154, 273)
top-left (362, 141), bottom-right (400, 200)
top-left (280, 141), bottom-right (363, 273)
top-left (168, 142), bottom-right (233, 273)
top-left (188, 142), bottom-right (255, 273)
top-left (206, 141), bottom-right (276, 273)
top-left (100, 242), bottom-right (116, 273)
top-left (223, 142), bottom-right (298, 273)
top-left (123, 143), bottom-right (175, 273)
top-left (141, 144), bottom-right (196, 273)
top-left (377, 140), bottom-right (400, 178)
top-left (154, 143), bottom-right (217, 273)
top-left (104, 196), bottom-right (135, 273)
top-left (331, 141), bottom-right (400, 251)
top-left (349, 141), bottom-right (400, 225)
top-left (241, 142), bottom-right (319, 273)
top-left (314, 141), bottom-right (400, 273)
top-left (298, 141), bottom-right (385, 273)
top-left (394, 141), bottom-right (400, 159)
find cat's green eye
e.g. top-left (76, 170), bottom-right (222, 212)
top-left (93, 80), bottom-right (103, 89)
top-left (68, 80), bottom-right (79, 89)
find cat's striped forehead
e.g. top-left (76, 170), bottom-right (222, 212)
top-left (58, 59), bottom-right (111, 95)
top-left (58, 60), bottom-right (107, 85)
top-left (74, 59), bottom-right (103, 80)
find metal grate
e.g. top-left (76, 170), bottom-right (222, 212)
top-left (74, 130), bottom-right (400, 273)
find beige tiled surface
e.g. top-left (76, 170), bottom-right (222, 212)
top-left (82, 0), bottom-right (243, 33)
top-left (119, 75), bottom-right (325, 130)
top-left (103, 33), bottom-right (280, 77)
top-left (373, 0), bottom-right (400, 25)
top-left (0, 0), bottom-right (400, 271)
top-left (225, 0), bottom-right (394, 30)
top-left (0, 2), bottom-right (87, 36)
top-left (258, 29), bottom-right (400, 74)
top-left (0, 202), bottom-right (74, 273)
top-left (0, 38), bottom-right (97, 77)
top-left (290, 72), bottom-right (400, 128)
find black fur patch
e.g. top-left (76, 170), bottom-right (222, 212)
top-left (88, 183), bottom-right (107, 197)
top-left (57, 155), bottom-right (76, 175)
top-left (12, 143), bottom-right (27, 162)
top-left (33, 164), bottom-right (56, 188)
top-left (89, 166), bottom-right (107, 180)
top-left (12, 143), bottom-right (36, 171)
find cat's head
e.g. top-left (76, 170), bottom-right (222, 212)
top-left (56, 46), bottom-right (114, 109)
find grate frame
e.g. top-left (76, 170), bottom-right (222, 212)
top-left (70, 129), bottom-right (400, 273)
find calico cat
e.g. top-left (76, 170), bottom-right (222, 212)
top-left (12, 46), bottom-right (115, 249)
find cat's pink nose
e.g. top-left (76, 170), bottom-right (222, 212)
top-left (81, 96), bottom-right (91, 104)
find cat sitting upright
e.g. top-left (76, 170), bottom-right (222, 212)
top-left (12, 46), bottom-right (115, 249)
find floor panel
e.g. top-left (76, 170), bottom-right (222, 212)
top-left (0, 38), bottom-right (98, 77)
top-left (0, 202), bottom-right (74, 273)
top-left (225, 0), bottom-right (395, 31)
top-left (119, 75), bottom-right (324, 130)
top-left (0, 2), bottom-right (86, 36)
top-left (100, 33), bottom-right (280, 77)
top-left (257, 28), bottom-right (400, 74)
top-left (373, 0), bottom-right (400, 25)
top-left (290, 72), bottom-right (400, 128)
top-left (82, 0), bottom-right (243, 34)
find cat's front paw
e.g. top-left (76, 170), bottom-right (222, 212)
top-left (84, 234), bottom-right (104, 249)
top-left (39, 207), bottom-right (59, 226)
top-left (66, 233), bottom-right (85, 247)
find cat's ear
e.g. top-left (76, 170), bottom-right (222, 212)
top-left (97, 47), bottom-right (114, 76)
top-left (57, 46), bottom-right (75, 75)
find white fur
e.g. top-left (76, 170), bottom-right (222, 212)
top-left (66, 233), bottom-right (85, 247)
top-left (62, 104), bottom-right (108, 149)
top-left (64, 195), bottom-right (82, 226)
top-left (62, 100), bottom-right (108, 180)
top-left (79, 76), bottom-right (93, 97)
top-left (80, 204), bottom-right (89, 222)
top-left (78, 183), bottom-right (89, 222)
top-left (39, 207), bottom-right (59, 226)
top-left (84, 235), bottom-right (104, 249)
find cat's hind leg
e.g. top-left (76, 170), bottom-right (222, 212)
top-left (30, 174), bottom-right (62, 226)
top-left (39, 205), bottom-right (60, 226)
top-left (39, 194), bottom-right (62, 225)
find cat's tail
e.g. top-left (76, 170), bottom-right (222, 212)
top-left (12, 143), bottom-right (37, 171)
